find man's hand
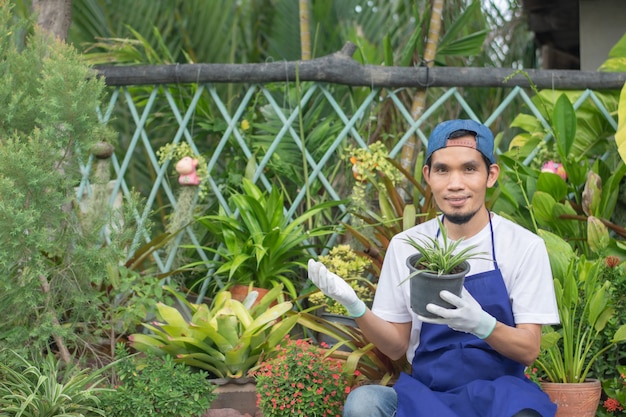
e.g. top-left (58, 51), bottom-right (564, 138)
top-left (307, 259), bottom-right (366, 318)
top-left (418, 288), bottom-right (496, 339)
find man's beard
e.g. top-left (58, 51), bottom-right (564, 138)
top-left (444, 208), bottom-right (480, 225)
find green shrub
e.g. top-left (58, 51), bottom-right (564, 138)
top-left (101, 345), bottom-right (216, 417)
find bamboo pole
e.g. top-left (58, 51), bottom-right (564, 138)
top-left (299, 0), bottom-right (311, 60)
top-left (400, 0), bottom-right (444, 175)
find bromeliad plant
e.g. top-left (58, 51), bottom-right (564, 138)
top-left (129, 284), bottom-right (299, 379)
top-left (534, 231), bottom-right (626, 383)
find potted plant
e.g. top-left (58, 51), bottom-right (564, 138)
top-left (402, 217), bottom-right (490, 317)
top-left (534, 230), bottom-right (626, 417)
top-left (129, 284), bottom-right (299, 379)
top-left (249, 335), bottom-right (354, 417)
top-left (186, 178), bottom-right (340, 300)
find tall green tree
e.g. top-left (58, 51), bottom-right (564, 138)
top-left (0, 0), bottom-right (147, 366)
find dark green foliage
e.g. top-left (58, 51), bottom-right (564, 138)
top-left (591, 260), bottom-right (626, 405)
top-left (101, 345), bottom-right (216, 417)
top-left (189, 178), bottom-right (341, 298)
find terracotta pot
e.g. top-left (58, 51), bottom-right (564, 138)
top-left (208, 377), bottom-right (259, 415)
top-left (228, 284), bottom-right (270, 308)
top-left (406, 254), bottom-right (469, 318)
top-left (541, 379), bottom-right (602, 417)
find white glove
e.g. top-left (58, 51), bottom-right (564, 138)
top-left (418, 287), bottom-right (497, 339)
top-left (307, 259), bottom-right (366, 318)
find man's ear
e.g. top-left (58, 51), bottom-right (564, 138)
top-left (487, 164), bottom-right (500, 187)
top-left (422, 165), bottom-right (431, 183)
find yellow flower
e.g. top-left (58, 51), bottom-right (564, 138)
top-left (241, 119), bottom-right (250, 132)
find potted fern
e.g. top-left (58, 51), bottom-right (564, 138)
top-left (403, 218), bottom-right (490, 318)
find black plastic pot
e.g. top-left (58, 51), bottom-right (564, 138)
top-left (406, 253), bottom-right (470, 318)
top-left (316, 311), bottom-right (357, 352)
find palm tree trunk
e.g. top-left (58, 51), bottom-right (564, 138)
top-left (299, 0), bottom-right (311, 60)
top-left (400, 0), bottom-right (445, 173)
top-left (31, 0), bottom-right (72, 41)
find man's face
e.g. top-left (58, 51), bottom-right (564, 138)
top-left (423, 140), bottom-right (499, 225)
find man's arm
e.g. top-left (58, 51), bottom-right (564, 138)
top-left (355, 309), bottom-right (412, 361)
top-left (421, 289), bottom-right (543, 366)
top-left (484, 322), bottom-right (541, 366)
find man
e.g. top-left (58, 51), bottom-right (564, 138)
top-left (308, 119), bottom-right (559, 417)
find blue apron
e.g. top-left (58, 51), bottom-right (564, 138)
top-left (393, 215), bottom-right (556, 417)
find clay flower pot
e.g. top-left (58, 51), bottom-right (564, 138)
top-left (540, 379), bottom-right (602, 417)
top-left (406, 253), bottom-right (470, 318)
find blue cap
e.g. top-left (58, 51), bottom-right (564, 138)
top-left (425, 119), bottom-right (496, 164)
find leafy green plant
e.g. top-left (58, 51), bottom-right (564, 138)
top-left (497, 37), bottom-right (626, 258)
top-left (598, 365), bottom-right (626, 415)
top-left (0, 350), bottom-right (111, 417)
top-left (101, 344), bottom-right (215, 417)
top-left (96, 239), bottom-right (168, 357)
top-left (498, 104), bottom-right (626, 258)
top-left (129, 284), bottom-right (299, 378)
top-left (403, 217), bottom-right (490, 278)
top-left (342, 143), bottom-right (437, 276)
top-left (534, 231), bottom-right (626, 383)
top-left (188, 178), bottom-right (340, 298)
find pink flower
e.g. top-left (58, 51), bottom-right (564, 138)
top-left (605, 256), bottom-right (620, 268)
top-left (541, 161), bottom-right (567, 180)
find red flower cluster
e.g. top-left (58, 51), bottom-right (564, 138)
top-left (524, 367), bottom-right (541, 385)
top-left (250, 336), bottom-right (352, 417)
top-left (604, 397), bottom-right (624, 413)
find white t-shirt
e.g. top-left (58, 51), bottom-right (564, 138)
top-left (371, 213), bottom-right (560, 362)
